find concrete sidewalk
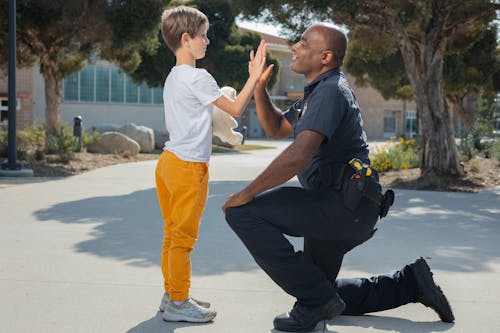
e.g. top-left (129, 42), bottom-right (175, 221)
top-left (1, 139), bottom-right (499, 333)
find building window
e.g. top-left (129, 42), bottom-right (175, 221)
top-left (62, 65), bottom-right (162, 105)
top-left (79, 66), bottom-right (95, 102)
top-left (96, 66), bottom-right (110, 102)
top-left (404, 110), bottom-right (417, 138)
top-left (383, 110), bottom-right (398, 139)
top-left (110, 67), bottom-right (124, 103)
top-left (63, 72), bottom-right (78, 101)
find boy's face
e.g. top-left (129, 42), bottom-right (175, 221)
top-left (189, 23), bottom-right (210, 60)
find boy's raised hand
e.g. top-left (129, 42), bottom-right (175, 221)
top-left (248, 40), bottom-right (267, 82)
top-left (249, 40), bottom-right (274, 88)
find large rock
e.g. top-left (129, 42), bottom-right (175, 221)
top-left (90, 123), bottom-right (120, 133)
top-left (87, 131), bottom-right (140, 155)
top-left (117, 123), bottom-right (155, 153)
top-left (154, 129), bottom-right (169, 150)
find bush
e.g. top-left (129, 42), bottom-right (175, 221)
top-left (0, 124), bottom-right (45, 161)
top-left (47, 126), bottom-right (79, 163)
top-left (82, 130), bottom-right (101, 150)
top-left (370, 137), bottom-right (420, 173)
top-left (486, 139), bottom-right (500, 160)
top-left (458, 135), bottom-right (478, 161)
top-left (0, 130), bottom-right (6, 157)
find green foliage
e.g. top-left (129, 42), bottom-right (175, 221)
top-left (458, 134), bottom-right (479, 161)
top-left (0, 125), bottom-right (101, 163)
top-left (346, 41), bottom-right (412, 100)
top-left (129, 0), bottom-right (280, 92)
top-left (0, 130), bottom-right (6, 157)
top-left (82, 130), bottom-right (101, 150)
top-left (47, 127), bottom-right (79, 163)
top-left (458, 88), bottom-right (497, 161)
top-left (0, 124), bottom-right (46, 161)
top-left (370, 138), bottom-right (420, 173)
top-left (485, 139), bottom-right (500, 160)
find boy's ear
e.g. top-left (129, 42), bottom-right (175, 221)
top-left (181, 32), bottom-right (191, 45)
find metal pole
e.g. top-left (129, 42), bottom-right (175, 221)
top-left (2, 0), bottom-right (21, 170)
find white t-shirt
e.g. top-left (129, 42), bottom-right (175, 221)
top-left (163, 65), bottom-right (222, 162)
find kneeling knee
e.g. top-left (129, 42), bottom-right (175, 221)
top-left (225, 206), bottom-right (240, 227)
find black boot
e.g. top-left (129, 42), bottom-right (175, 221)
top-left (273, 293), bottom-right (346, 332)
top-left (410, 257), bottom-right (455, 323)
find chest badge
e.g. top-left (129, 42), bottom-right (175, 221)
top-left (299, 102), bottom-right (308, 119)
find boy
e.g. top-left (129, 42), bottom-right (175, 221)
top-left (155, 6), bottom-right (266, 323)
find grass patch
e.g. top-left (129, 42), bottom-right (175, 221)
top-left (211, 144), bottom-right (274, 153)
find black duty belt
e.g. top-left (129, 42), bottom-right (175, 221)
top-left (342, 159), bottom-right (395, 219)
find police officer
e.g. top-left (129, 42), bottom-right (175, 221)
top-left (222, 24), bottom-right (454, 332)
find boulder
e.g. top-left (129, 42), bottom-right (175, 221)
top-left (90, 123), bottom-right (120, 133)
top-left (154, 129), bottom-right (170, 150)
top-left (118, 123), bottom-right (155, 153)
top-left (87, 131), bottom-right (140, 155)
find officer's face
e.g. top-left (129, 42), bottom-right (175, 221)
top-left (291, 27), bottom-right (327, 82)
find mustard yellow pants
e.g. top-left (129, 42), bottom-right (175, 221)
top-left (155, 150), bottom-right (209, 302)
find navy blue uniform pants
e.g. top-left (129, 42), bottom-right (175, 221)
top-left (226, 186), bottom-right (418, 313)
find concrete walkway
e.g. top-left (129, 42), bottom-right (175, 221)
top-left (1, 139), bottom-right (499, 333)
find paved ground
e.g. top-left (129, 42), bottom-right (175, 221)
top-left (1, 139), bottom-right (499, 333)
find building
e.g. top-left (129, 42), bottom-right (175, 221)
top-left (0, 67), bottom-right (34, 130)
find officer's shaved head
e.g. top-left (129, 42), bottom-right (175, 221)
top-left (308, 24), bottom-right (347, 67)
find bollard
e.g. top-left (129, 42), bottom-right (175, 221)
top-left (73, 115), bottom-right (82, 152)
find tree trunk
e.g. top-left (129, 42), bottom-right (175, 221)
top-left (40, 61), bottom-right (63, 136)
top-left (398, 28), bottom-right (464, 177)
top-left (447, 94), bottom-right (476, 135)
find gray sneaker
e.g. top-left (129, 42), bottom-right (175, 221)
top-left (159, 293), bottom-right (211, 311)
top-left (162, 298), bottom-right (217, 323)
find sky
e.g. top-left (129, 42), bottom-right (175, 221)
top-left (236, 17), bottom-right (349, 38)
top-left (235, 17), bottom-right (283, 37)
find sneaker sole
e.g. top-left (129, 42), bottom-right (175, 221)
top-left (162, 312), bottom-right (216, 323)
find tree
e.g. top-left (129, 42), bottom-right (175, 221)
top-left (0, 0), bottom-right (167, 135)
top-left (235, 0), bottom-right (499, 177)
top-left (346, 25), bottom-right (500, 135)
top-left (129, 0), bottom-right (280, 92)
top-left (443, 26), bottom-right (500, 134)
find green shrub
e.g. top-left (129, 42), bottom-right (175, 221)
top-left (370, 137), bottom-right (420, 173)
top-left (0, 124), bottom-right (45, 161)
top-left (82, 130), bottom-right (101, 150)
top-left (458, 134), bottom-right (478, 161)
top-left (486, 139), bottom-right (500, 160)
top-left (47, 126), bottom-right (79, 163)
top-left (0, 130), bottom-right (6, 157)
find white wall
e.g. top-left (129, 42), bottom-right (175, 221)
top-left (32, 66), bottom-right (166, 131)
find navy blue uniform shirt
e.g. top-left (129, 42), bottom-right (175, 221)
top-left (283, 68), bottom-right (369, 189)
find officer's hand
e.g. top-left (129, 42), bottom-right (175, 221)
top-left (257, 64), bottom-right (274, 88)
top-left (222, 191), bottom-right (253, 215)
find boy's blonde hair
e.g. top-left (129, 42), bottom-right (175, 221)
top-left (161, 6), bottom-right (208, 52)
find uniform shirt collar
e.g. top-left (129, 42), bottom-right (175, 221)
top-left (304, 68), bottom-right (340, 98)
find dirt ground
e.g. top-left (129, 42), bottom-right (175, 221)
top-left (1, 149), bottom-right (499, 193)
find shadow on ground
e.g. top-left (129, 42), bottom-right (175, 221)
top-left (33, 182), bottom-right (497, 333)
top-left (126, 311), bottom-right (216, 333)
top-left (126, 313), bottom-right (454, 333)
top-left (331, 314), bottom-right (454, 333)
top-left (34, 182), bottom-right (500, 276)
